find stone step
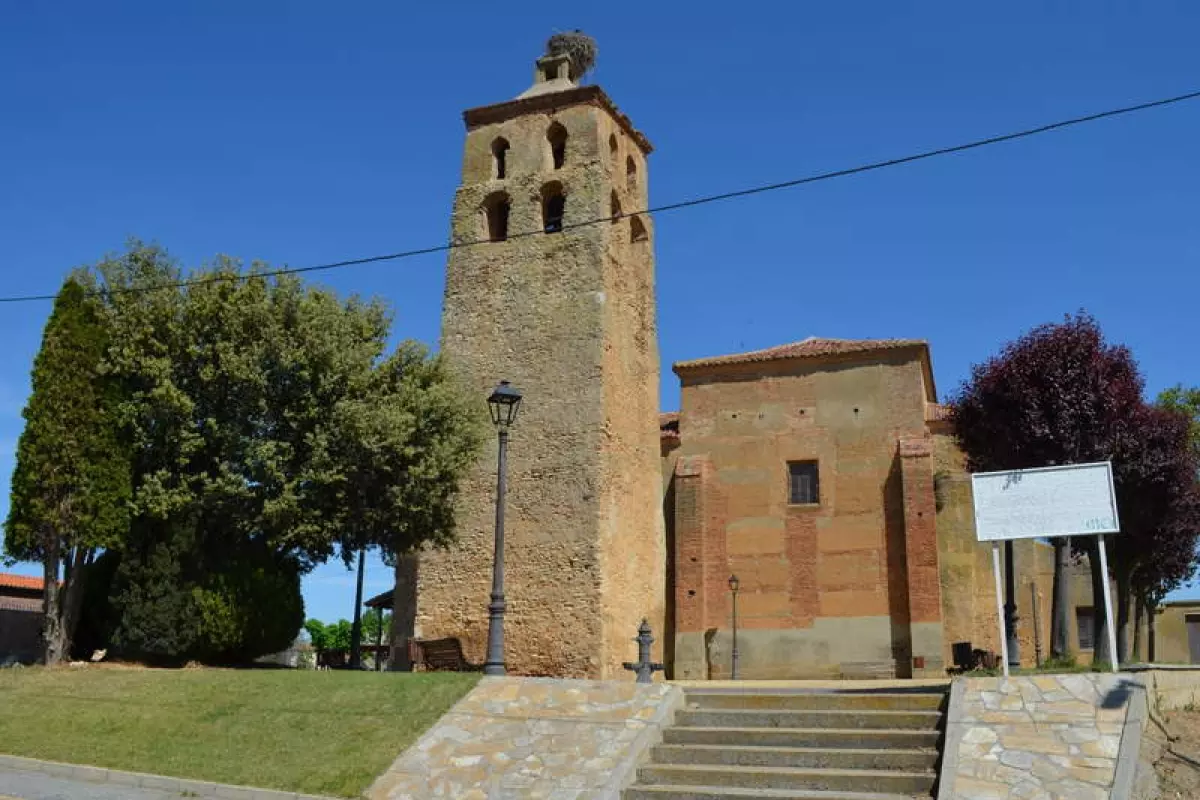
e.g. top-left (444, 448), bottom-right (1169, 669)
top-left (685, 690), bottom-right (946, 713)
top-left (635, 764), bottom-right (936, 795)
top-left (651, 743), bottom-right (938, 772)
top-left (623, 785), bottom-right (921, 800)
top-left (673, 708), bottom-right (943, 731)
top-left (662, 726), bottom-right (942, 751)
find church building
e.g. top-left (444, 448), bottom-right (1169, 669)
top-left (402, 42), bottom-right (1065, 680)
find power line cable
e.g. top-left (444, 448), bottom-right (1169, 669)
top-left (2, 87), bottom-right (1198, 305)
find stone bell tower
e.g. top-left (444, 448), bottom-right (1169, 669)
top-left (414, 43), bottom-right (665, 678)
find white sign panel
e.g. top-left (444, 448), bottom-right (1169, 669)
top-left (971, 461), bottom-right (1120, 543)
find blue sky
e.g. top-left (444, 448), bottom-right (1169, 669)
top-left (1, 3), bottom-right (1198, 621)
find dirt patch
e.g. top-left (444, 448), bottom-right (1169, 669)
top-left (1140, 708), bottom-right (1200, 800)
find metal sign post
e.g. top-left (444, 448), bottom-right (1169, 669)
top-left (1096, 534), bottom-right (1118, 672)
top-left (972, 461), bottom-right (1121, 675)
top-left (991, 542), bottom-right (1011, 678)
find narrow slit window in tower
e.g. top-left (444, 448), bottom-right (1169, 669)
top-left (626, 155), bottom-right (637, 189)
top-left (630, 214), bottom-right (648, 242)
top-left (610, 191), bottom-right (622, 224)
top-left (609, 133), bottom-right (618, 159)
top-left (542, 183), bottom-right (566, 233)
top-left (484, 192), bottom-right (510, 242)
top-left (548, 123), bottom-right (568, 170)
top-left (492, 138), bottom-right (510, 179)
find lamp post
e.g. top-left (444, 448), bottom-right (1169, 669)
top-left (728, 574), bottom-right (740, 680)
top-left (484, 380), bottom-right (522, 677)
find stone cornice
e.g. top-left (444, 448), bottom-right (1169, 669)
top-left (463, 85), bottom-right (653, 154)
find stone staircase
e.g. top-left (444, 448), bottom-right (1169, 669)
top-left (623, 685), bottom-right (948, 800)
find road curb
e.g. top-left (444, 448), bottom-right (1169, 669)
top-left (0, 754), bottom-right (340, 800)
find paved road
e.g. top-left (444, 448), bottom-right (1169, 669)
top-left (0, 770), bottom-right (185, 800)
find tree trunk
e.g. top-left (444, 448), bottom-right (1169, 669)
top-left (1050, 538), bottom-right (1072, 659)
top-left (1114, 564), bottom-right (1132, 665)
top-left (60, 547), bottom-right (90, 660)
top-left (349, 548), bottom-right (366, 669)
top-left (41, 536), bottom-right (65, 665)
top-left (1132, 591), bottom-right (1144, 663)
top-left (1085, 543), bottom-right (1112, 667)
top-left (375, 607), bottom-right (384, 672)
top-left (1148, 599), bottom-right (1158, 663)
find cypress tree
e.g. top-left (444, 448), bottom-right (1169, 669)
top-left (4, 278), bottom-right (131, 664)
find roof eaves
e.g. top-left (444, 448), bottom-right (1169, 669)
top-left (673, 338), bottom-right (929, 375)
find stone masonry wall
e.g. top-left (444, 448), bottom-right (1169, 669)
top-left (597, 120), bottom-right (666, 679)
top-left (942, 674), bottom-right (1132, 800)
top-left (417, 89), bottom-right (662, 678)
top-left (368, 677), bottom-right (682, 800)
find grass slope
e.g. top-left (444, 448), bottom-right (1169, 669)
top-left (0, 667), bottom-right (478, 797)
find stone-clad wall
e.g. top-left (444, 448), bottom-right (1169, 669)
top-left (417, 80), bottom-right (663, 678)
top-left (368, 677), bottom-right (682, 800)
top-left (941, 674), bottom-right (1131, 800)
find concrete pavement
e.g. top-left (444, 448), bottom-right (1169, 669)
top-left (0, 756), bottom-right (335, 800)
top-left (0, 769), bottom-right (184, 800)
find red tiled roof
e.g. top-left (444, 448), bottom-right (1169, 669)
top-left (673, 337), bottom-right (928, 372)
top-left (0, 573), bottom-right (43, 592)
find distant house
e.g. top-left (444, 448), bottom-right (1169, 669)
top-left (0, 573), bottom-right (44, 664)
top-left (1155, 600), bottom-right (1200, 665)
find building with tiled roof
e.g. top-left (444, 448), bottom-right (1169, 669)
top-left (0, 573), bottom-right (44, 593)
top-left (673, 336), bottom-right (928, 370)
top-left (371, 43), bottom-right (1177, 682)
top-left (659, 336), bottom-right (1062, 679)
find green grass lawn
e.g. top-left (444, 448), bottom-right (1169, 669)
top-left (0, 667), bottom-right (478, 797)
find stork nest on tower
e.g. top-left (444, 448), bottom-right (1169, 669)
top-left (546, 31), bottom-right (597, 81)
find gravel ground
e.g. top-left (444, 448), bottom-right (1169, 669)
top-left (1137, 708), bottom-right (1200, 800)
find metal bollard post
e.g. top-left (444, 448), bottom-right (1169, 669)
top-left (622, 619), bottom-right (665, 684)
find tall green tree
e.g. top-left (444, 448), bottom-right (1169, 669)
top-left (3, 279), bottom-right (132, 664)
top-left (310, 342), bottom-right (483, 667)
top-left (84, 245), bottom-right (391, 660)
top-left (68, 243), bottom-right (480, 663)
top-left (304, 618), bottom-right (352, 652)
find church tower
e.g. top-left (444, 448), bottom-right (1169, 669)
top-left (415, 44), bottom-right (665, 678)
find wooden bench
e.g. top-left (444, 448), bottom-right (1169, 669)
top-left (407, 637), bottom-right (477, 672)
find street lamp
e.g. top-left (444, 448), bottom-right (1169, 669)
top-left (484, 380), bottom-right (522, 676)
top-left (728, 574), bottom-right (740, 680)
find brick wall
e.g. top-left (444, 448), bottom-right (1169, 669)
top-left (669, 348), bottom-right (942, 679)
